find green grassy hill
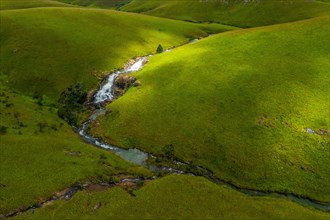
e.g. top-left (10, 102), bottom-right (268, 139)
top-left (15, 175), bottom-right (329, 220)
top-left (0, 88), bottom-right (151, 214)
top-left (0, 7), bottom-right (235, 101)
top-left (92, 16), bottom-right (330, 202)
top-left (0, 6), bottom-right (236, 215)
top-left (56, 0), bottom-right (131, 9)
top-left (0, 0), bottom-right (72, 10)
top-left (1, 0), bottom-right (329, 218)
top-left (0, 5), bottom-right (236, 216)
top-left (121, 0), bottom-right (330, 27)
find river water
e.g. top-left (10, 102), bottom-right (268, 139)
top-left (94, 56), bottom-right (150, 103)
top-left (77, 39), bottom-right (330, 212)
top-left (78, 55), bottom-right (152, 166)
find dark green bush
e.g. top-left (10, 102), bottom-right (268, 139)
top-left (156, 44), bottom-right (163, 53)
top-left (0, 125), bottom-right (8, 135)
top-left (57, 83), bottom-right (87, 125)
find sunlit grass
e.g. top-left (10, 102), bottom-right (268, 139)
top-left (0, 0), bottom-right (72, 10)
top-left (15, 175), bottom-right (330, 220)
top-left (122, 0), bottom-right (330, 27)
top-left (0, 89), bottom-right (151, 214)
top-left (0, 7), bottom-right (236, 101)
top-left (93, 16), bottom-right (330, 202)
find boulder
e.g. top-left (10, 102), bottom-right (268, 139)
top-left (115, 74), bottom-right (136, 89)
top-left (113, 74), bottom-right (139, 97)
top-left (133, 80), bottom-right (141, 87)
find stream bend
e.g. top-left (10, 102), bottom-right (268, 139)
top-left (77, 38), bottom-right (330, 212)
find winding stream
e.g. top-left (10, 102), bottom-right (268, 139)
top-left (76, 37), bottom-right (330, 212)
top-left (80, 38), bottom-right (203, 167)
top-left (5, 37), bottom-right (329, 218)
top-left (94, 56), bottom-right (150, 104)
top-left (78, 55), bottom-right (151, 166)
top-left (4, 177), bottom-right (154, 218)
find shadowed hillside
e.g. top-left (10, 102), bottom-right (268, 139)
top-left (122, 0), bottom-right (330, 27)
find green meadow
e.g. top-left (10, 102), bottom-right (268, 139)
top-left (122, 0), bottom-right (330, 27)
top-left (14, 175), bottom-right (330, 220)
top-left (0, 88), bottom-right (151, 214)
top-left (0, 4), bottom-right (235, 216)
top-left (0, 7), bottom-right (235, 101)
top-left (0, 0), bottom-right (72, 10)
top-left (93, 16), bottom-right (330, 202)
top-left (57, 0), bottom-right (130, 9)
top-left (0, 0), bottom-right (329, 219)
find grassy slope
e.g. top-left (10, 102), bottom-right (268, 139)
top-left (93, 16), bottom-right (330, 202)
top-left (0, 5), bottom-right (236, 216)
top-left (122, 0), bottom-right (330, 27)
top-left (0, 88), bottom-right (151, 214)
top-left (15, 175), bottom-right (329, 220)
top-left (0, 7), bottom-right (235, 101)
top-left (56, 0), bottom-right (131, 9)
top-left (0, 0), bottom-right (72, 10)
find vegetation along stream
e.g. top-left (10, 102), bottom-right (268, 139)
top-left (76, 37), bottom-right (330, 213)
top-left (6, 37), bottom-right (328, 218)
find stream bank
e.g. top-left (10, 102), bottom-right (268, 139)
top-left (4, 36), bottom-right (329, 218)
top-left (3, 176), bottom-right (155, 219)
top-left (78, 36), bottom-right (330, 212)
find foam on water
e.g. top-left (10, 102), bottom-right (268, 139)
top-left (94, 56), bottom-right (149, 104)
top-left (94, 71), bottom-right (121, 103)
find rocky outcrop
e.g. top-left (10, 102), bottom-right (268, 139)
top-left (113, 74), bottom-right (141, 97)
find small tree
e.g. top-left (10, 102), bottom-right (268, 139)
top-left (156, 44), bottom-right (163, 53)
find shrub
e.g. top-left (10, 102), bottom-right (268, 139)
top-left (57, 83), bottom-right (87, 125)
top-left (156, 44), bottom-right (163, 53)
top-left (0, 126), bottom-right (8, 135)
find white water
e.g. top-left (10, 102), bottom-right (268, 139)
top-left (94, 56), bottom-right (150, 103)
top-left (189, 39), bottom-right (199, 43)
top-left (86, 41), bottom-right (201, 164)
top-left (77, 38), bottom-right (330, 212)
top-left (77, 55), bottom-right (153, 166)
top-left (94, 39), bottom-right (201, 104)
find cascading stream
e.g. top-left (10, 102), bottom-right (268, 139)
top-left (78, 55), bottom-right (152, 167)
top-left (94, 56), bottom-right (150, 104)
top-left (76, 37), bottom-right (330, 212)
